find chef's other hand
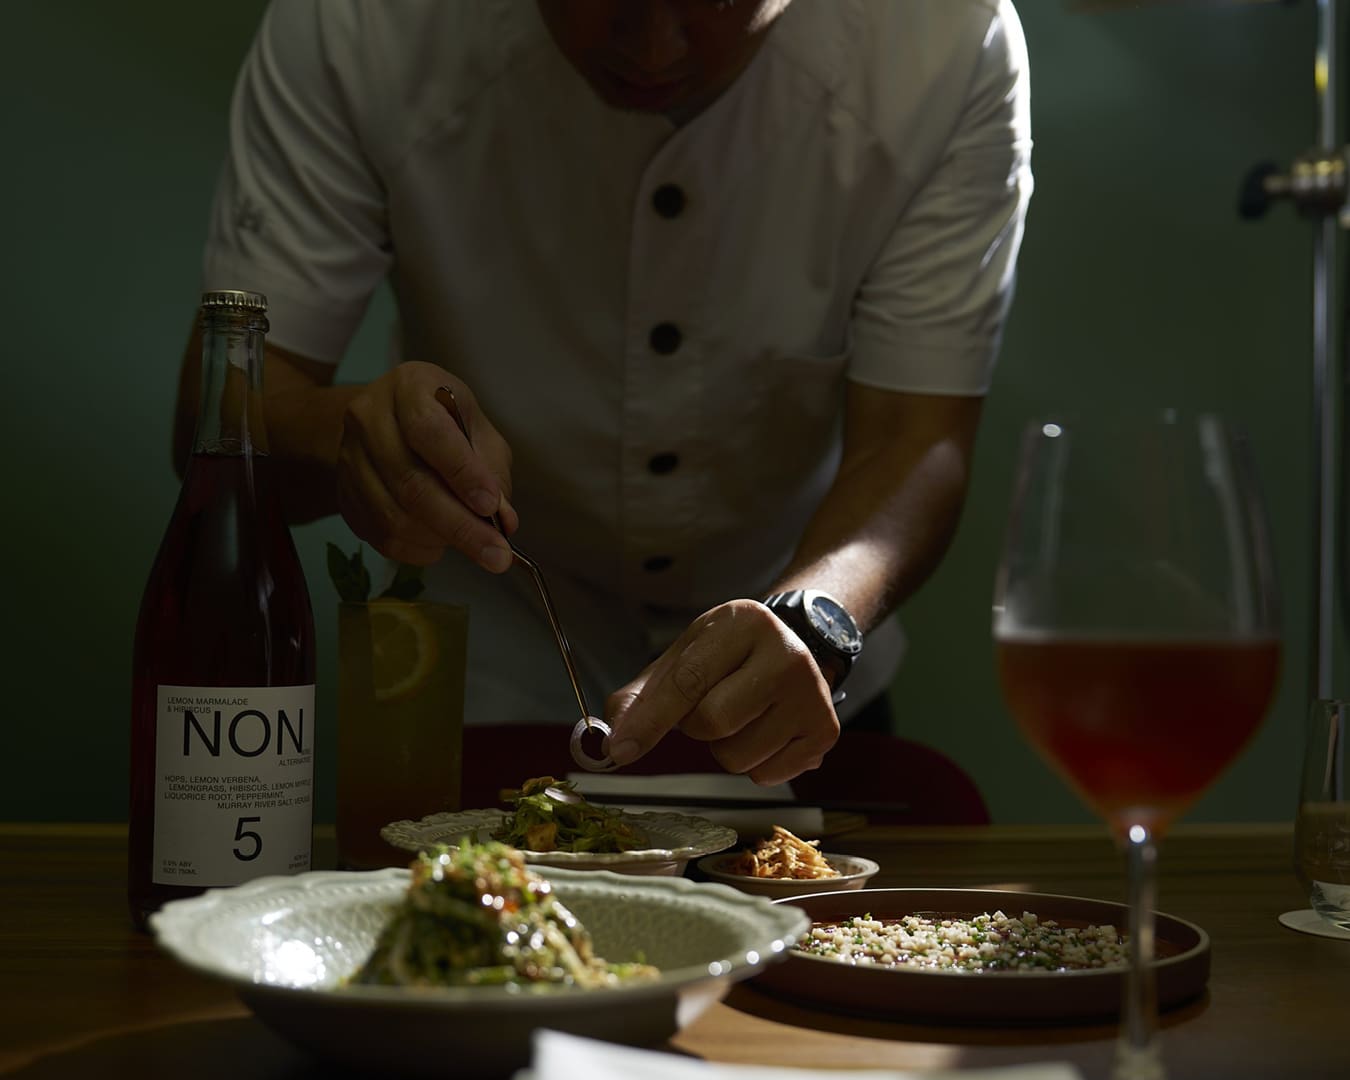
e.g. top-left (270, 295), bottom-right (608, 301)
top-left (604, 599), bottom-right (840, 785)
top-left (337, 361), bottom-right (518, 569)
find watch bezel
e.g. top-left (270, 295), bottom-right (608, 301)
top-left (802, 589), bottom-right (863, 657)
top-left (763, 589), bottom-right (863, 699)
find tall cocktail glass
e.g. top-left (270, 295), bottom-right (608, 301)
top-left (336, 599), bottom-right (468, 870)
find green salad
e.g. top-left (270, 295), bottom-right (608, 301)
top-left (492, 776), bottom-right (643, 854)
top-left (351, 841), bottom-right (657, 989)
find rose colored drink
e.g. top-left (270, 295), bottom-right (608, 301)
top-left (997, 636), bottom-right (1280, 834)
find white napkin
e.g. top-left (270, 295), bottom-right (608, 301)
top-left (567, 772), bottom-right (825, 838)
top-left (515, 1029), bottom-right (1084, 1080)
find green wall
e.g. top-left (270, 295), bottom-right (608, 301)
top-left (3, 1), bottom-right (1332, 826)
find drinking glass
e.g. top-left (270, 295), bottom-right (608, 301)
top-left (993, 411), bottom-right (1281, 1079)
top-left (336, 599), bottom-right (468, 870)
top-left (1294, 699), bottom-right (1350, 929)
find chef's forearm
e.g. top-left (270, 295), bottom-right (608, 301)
top-left (259, 380), bottom-right (361, 523)
top-left (769, 390), bottom-right (983, 633)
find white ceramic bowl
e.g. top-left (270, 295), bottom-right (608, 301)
top-left (151, 866), bottom-right (807, 1078)
top-left (696, 851), bottom-right (880, 898)
top-left (381, 807), bottom-right (737, 876)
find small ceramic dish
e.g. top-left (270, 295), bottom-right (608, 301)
top-left (381, 808), bottom-right (737, 876)
top-left (696, 851), bottom-right (880, 898)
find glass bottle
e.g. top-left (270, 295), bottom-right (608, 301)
top-left (128, 289), bottom-right (316, 929)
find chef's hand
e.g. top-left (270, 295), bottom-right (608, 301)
top-left (336, 361), bottom-right (518, 569)
top-left (604, 599), bottom-right (840, 785)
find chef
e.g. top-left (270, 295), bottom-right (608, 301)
top-left (176, 0), bottom-right (1033, 783)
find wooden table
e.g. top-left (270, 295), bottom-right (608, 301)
top-left (0, 823), bottom-right (1343, 1079)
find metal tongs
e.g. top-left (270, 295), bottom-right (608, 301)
top-left (435, 386), bottom-right (616, 772)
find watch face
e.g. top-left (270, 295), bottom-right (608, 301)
top-left (806, 594), bottom-right (862, 655)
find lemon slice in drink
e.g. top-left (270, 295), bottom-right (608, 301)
top-left (368, 599), bottom-right (439, 702)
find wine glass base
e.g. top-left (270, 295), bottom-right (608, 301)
top-left (1113, 1041), bottom-right (1164, 1080)
top-left (1277, 908), bottom-right (1350, 940)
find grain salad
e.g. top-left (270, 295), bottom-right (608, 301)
top-left (798, 910), bottom-right (1128, 973)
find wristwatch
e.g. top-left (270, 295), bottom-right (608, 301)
top-left (763, 589), bottom-right (863, 704)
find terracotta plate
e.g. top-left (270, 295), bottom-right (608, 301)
top-left (752, 888), bottom-right (1210, 1023)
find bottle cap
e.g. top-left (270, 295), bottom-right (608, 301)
top-left (200, 289), bottom-right (268, 313)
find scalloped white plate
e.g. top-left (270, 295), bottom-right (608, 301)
top-left (151, 866), bottom-right (807, 1078)
top-left (381, 808), bottom-right (738, 876)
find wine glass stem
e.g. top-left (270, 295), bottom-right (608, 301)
top-left (1115, 824), bottom-right (1163, 1080)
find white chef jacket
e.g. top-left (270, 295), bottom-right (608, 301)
top-left (203, 0), bottom-right (1033, 727)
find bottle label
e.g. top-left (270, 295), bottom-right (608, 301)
top-left (152, 684), bottom-right (315, 886)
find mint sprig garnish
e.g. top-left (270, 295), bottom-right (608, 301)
top-left (326, 542), bottom-right (425, 602)
top-left (381, 560), bottom-right (426, 601)
top-left (327, 543), bottom-right (372, 602)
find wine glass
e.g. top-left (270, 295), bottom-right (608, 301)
top-left (1294, 699), bottom-right (1350, 930)
top-left (992, 411), bottom-right (1281, 1079)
